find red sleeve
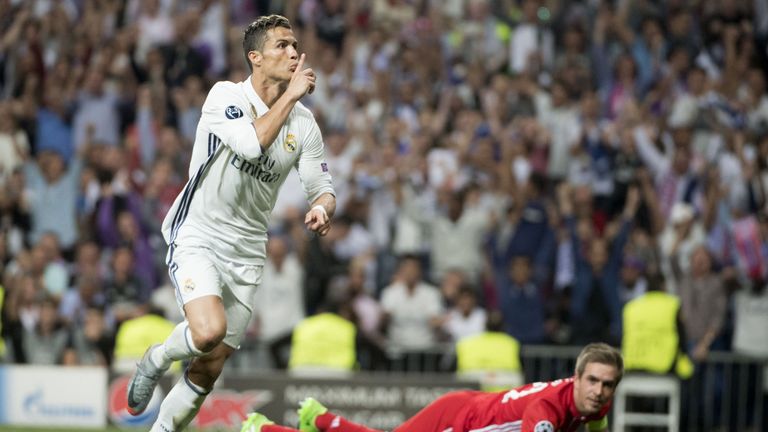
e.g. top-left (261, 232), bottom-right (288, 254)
top-left (521, 399), bottom-right (561, 432)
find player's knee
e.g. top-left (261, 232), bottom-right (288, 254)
top-left (190, 321), bottom-right (227, 353)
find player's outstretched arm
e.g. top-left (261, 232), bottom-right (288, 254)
top-left (305, 193), bottom-right (336, 236)
top-left (297, 397), bottom-right (383, 432)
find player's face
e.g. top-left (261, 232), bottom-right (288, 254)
top-left (259, 27), bottom-right (299, 82)
top-left (573, 362), bottom-right (619, 416)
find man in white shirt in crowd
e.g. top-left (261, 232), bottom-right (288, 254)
top-left (252, 234), bottom-right (305, 368)
top-left (380, 255), bottom-right (444, 351)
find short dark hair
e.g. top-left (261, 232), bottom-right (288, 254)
top-left (242, 15), bottom-right (292, 69)
top-left (485, 309), bottom-right (505, 332)
top-left (646, 271), bottom-right (666, 292)
top-left (575, 343), bottom-right (624, 382)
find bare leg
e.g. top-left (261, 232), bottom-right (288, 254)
top-left (150, 295), bottom-right (232, 432)
top-left (184, 295), bottom-right (228, 354)
top-left (187, 340), bottom-right (234, 388)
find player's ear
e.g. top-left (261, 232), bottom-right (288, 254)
top-left (248, 50), bottom-right (262, 67)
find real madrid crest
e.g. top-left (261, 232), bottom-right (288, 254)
top-left (182, 278), bottom-right (196, 294)
top-left (284, 133), bottom-right (297, 153)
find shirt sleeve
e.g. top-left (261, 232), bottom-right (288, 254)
top-left (521, 400), bottom-right (561, 432)
top-left (380, 286), bottom-right (397, 313)
top-left (202, 82), bottom-right (262, 160)
top-left (425, 287), bottom-right (445, 317)
top-left (296, 121), bottom-right (334, 204)
top-left (632, 126), bottom-right (670, 178)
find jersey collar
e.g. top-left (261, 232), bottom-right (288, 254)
top-left (241, 76), bottom-right (269, 118)
top-left (565, 379), bottom-right (583, 419)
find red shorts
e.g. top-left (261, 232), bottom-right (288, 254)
top-left (393, 391), bottom-right (479, 432)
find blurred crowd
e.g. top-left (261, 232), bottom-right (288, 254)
top-left (1, 0), bottom-right (768, 371)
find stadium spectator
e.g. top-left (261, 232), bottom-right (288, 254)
top-left (509, 0), bottom-right (554, 75)
top-left (618, 254), bottom-right (648, 304)
top-left (58, 273), bottom-right (109, 328)
top-left (429, 188), bottom-right (491, 285)
top-left (23, 146), bottom-right (81, 251)
top-left (69, 240), bottom-right (105, 283)
top-left (21, 297), bottom-right (68, 365)
top-left (72, 68), bottom-right (121, 150)
top-left (488, 173), bottom-right (551, 272)
top-left (496, 254), bottom-right (548, 345)
top-left (442, 285), bottom-right (486, 343)
top-left (104, 245), bottom-right (149, 323)
top-left (733, 279), bottom-right (768, 358)
top-left (0, 281), bottom-right (5, 360)
top-left (113, 306), bottom-right (175, 373)
top-left (252, 234), bottom-right (306, 369)
top-left (559, 183), bottom-right (640, 345)
top-left (331, 256), bottom-right (383, 343)
top-left (288, 301), bottom-right (356, 375)
top-left (380, 255), bottom-right (444, 352)
top-left (62, 305), bottom-right (113, 367)
top-left (622, 272), bottom-right (693, 378)
top-left (674, 244), bottom-right (732, 361)
top-left (455, 310), bottom-right (522, 392)
top-left (35, 79), bottom-right (73, 165)
top-left (731, 278), bottom-right (768, 429)
top-left (34, 232), bottom-right (69, 299)
top-left (0, 101), bottom-right (29, 185)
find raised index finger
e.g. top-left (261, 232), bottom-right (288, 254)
top-left (293, 53), bottom-right (306, 77)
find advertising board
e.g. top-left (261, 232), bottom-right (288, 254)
top-left (0, 365), bottom-right (107, 428)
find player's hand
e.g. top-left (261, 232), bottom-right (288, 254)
top-left (287, 53), bottom-right (316, 101)
top-left (305, 205), bottom-right (331, 236)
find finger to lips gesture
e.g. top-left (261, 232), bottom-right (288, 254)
top-left (289, 53), bottom-right (315, 99)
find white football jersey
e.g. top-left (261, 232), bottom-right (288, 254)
top-left (161, 78), bottom-right (334, 265)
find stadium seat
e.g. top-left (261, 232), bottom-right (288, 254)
top-left (613, 374), bottom-right (680, 432)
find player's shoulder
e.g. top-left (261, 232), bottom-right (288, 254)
top-left (206, 80), bottom-right (246, 102)
top-left (522, 396), bottom-right (566, 432)
top-left (203, 81), bottom-right (251, 118)
top-left (532, 379), bottom-right (573, 406)
top-left (210, 80), bottom-right (241, 92)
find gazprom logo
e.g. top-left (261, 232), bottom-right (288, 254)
top-left (225, 105), bottom-right (244, 119)
top-left (23, 388), bottom-right (95, 417)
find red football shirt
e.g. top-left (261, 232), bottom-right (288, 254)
top-left (452, 378), bottom-right (611, 432)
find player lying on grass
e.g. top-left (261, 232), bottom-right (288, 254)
top-left (241, 342), bottom-right (623, 432)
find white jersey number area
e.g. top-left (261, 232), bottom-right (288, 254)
top-left (502, 382), bottom-right (548, 402)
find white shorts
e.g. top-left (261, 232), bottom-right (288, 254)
top-left (166, 244), bottom-right (262, 349)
